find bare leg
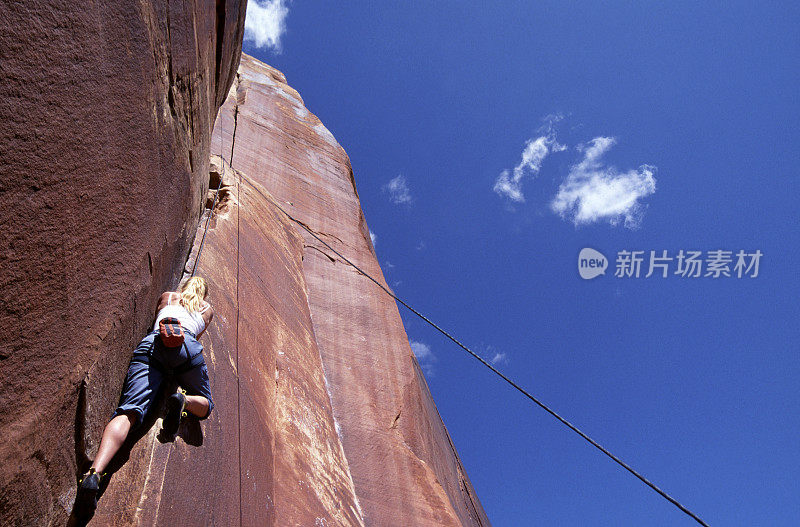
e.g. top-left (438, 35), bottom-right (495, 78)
top-left (184, 394), bottom-right (210, 418)
top-left (91, 413), bottom-right (136, 474)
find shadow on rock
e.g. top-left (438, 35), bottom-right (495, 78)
top-left (157, 414), bottom-right (204, 446)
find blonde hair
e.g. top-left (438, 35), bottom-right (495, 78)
top-left (180, 276), bottom-right (207, 313)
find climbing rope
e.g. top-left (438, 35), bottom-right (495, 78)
top-left (190, 176), bottom-right (225, 278)
top-left (189, 97), bottom-right (244, 525)
top-left (239, 177), bottom-right (711, 527)
top-left (235, 153), bottom-right (243, 527)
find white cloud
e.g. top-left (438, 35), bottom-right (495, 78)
top-left (410, 340), bottom-right (436, 376)
top-left (244, 0), bottom-right (289, 51)
top-left (410, 341), bottom-right (431, 359)
top-left (550, 137), bottom-right (656, 228)
top-left (383, 175), bottom-right (412, 204)
top-left (540, 113), bottom-right (565, 130)
top-left (369, 229), bottom-right (377, 246)
top-left (490, 352), bottom-right (508, 365)
top-left (493, 130), bottom-right (565, 203)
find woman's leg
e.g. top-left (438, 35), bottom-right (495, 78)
top-left (89, 335), bottom-right (161, 472)
top-left (184, 394), bottom-right (210, 418)
top-left (91, 413), bottom-right (136, 473)
top-left (176, 363), bottom-right (214, 420)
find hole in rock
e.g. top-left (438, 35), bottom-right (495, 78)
top-left (206, 169), bottom-right (231, 213)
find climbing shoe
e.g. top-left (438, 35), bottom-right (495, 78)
top-left (75, 468), bottom-right (103, 517)
top-left (162, 389), bottom-right (187, 439)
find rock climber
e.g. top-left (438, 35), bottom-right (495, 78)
top-left (75, 276), bottom-right (215, 516)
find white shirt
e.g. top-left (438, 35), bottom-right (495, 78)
top-left (153, 296), bottom-right (208, 336)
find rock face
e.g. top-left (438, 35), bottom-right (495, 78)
top-left (93, 53), bottom-right (491, 526)
top-left (89, 157), bottom-right (365, 526)
top-left (0, 7), bottom-right (489, 524)
top-left (209, 53), bottom-right (490, 526)
top-left (0, 1), bottom-right (245, 524)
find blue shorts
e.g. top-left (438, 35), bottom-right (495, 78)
top-left (113, 330), bottom-right (214, 426)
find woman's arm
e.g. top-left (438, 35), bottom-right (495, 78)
top-left (200, 302), bottom-right (214, 327)
top-left (195, 301), bottom-right (213, 338)
top-left (155, 292), bottom-right (180, 319)
top-left (156, 292), bottom-right (171, 317)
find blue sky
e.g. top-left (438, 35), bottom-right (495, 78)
top-left (244, 2), bottom-right (799, 524)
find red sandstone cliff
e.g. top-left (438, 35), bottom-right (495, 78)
top-left (0, 5), bottom-right (489, 524)
top-left (0, 1), bottom-right (246, 524)
top-left (206, 53), bottom-right (490, 526)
